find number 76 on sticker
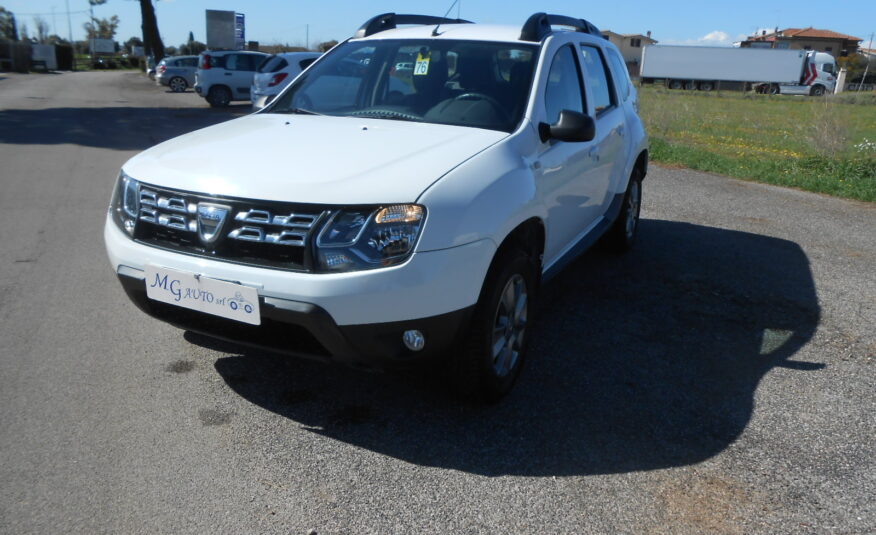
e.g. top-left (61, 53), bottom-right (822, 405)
top-left (414, 52), bottom-right (430, 75)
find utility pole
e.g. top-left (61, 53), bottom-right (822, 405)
top-left (306, 24), bottom-right (309, 50)
top-left (858, 32), bottom-right (873, 93)
top-left (65, 0), bottom-right (73, 43)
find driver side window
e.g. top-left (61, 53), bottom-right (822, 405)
top-left (544, 45), bottom-right (585, 124)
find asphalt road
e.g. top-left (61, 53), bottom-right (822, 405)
top-left (0, 71), bottom-right (874, 535)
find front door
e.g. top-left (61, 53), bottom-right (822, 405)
top-left (537, 44), bottom-right (605, 267)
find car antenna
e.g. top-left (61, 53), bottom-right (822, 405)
top-left (432, 0), bottom-right (460, 36)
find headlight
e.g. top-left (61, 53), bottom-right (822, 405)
top-left (316, 204), bottom-right (425, 272)
top-left (110, 171), bottom-right (139, 236)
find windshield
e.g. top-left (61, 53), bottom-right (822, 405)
top-left (268, 39), bottom-right (538, 132)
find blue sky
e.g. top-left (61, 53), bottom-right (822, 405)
top-left (4, 0), bottom-right (874, 49)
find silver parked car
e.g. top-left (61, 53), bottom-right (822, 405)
top-left (156, 55), bottom-right (199, 93)
top-left (251, 52), bottom-right (322, 110)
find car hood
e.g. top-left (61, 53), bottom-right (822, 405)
top-left (123, 113), bottom-right (507, 204)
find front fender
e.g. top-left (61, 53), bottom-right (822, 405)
top-left (415, 130), bottom-right (545, 253)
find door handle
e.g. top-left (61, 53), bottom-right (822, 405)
top-left (589, 147), bottom-right (599, 161)
top-left (617, 125), bottom-right (625, 136)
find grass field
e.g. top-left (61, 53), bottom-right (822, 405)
top-left (638, 87), bottom-right (876, 201)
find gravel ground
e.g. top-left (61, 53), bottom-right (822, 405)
top-left (0, 71), bottom-right (873, 534)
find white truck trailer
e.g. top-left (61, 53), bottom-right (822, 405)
top-left (639, 45), bottom-right (837, 96)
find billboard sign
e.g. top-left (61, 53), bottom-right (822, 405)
top-left (90, 38), bottom-right (115, 54)
top-left (206, 9), bottom-right (236, 50)
top-left (235, 13), bottom-right (245, 50)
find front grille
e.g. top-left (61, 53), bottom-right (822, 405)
top-left (133, 182), bottom-right (329, 271)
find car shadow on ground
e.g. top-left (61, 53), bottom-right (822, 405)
top-left (0, 105), bottom-right (249, 150)
top-left (195, 219), bottom-right (822, 477)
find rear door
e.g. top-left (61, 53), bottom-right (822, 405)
top-left (224, 54), bottom-right (260, 98)
top-left (579, 43), bottom-right (626, 208)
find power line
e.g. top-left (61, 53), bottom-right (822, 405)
top-left (12, 9), bottom-right (89, 16)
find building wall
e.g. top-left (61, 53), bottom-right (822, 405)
top-left (744, 37), bottom-right (859, 58)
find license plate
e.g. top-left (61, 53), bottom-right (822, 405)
top-left (144, 265), bottom-right (261, 326)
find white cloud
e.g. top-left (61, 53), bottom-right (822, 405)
top-left (701, 30), bottom-right (731, 44)
top-left (662, 30), bottom-right (750, 47)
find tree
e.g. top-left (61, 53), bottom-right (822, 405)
top-left (19, 22), bottom-right (29, 42)
top-left (46, 34), bottom-right (70, 46)
top-left (179, 40), bottom-right (205, 56)
top-left (124, 35), bottom-right (143, 52)
top-left (318, 40), bottom-right (338, 52)
top-left (188, 31), bottom-right (194, 43)
top-left (0, 7), bottom-right (19, 42)
top-left (83, 15), bottom-right (120, 40)
top-left (138, 0), bottom-right (165, 62)
top-left (838, 54), bottom-right (868, 81)
top-left (33, 16), bottom-right (49, 43)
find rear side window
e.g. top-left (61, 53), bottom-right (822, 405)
top-left (182, 57), bottom-right (198, 67)
top-left (259, 56), bottom-right (288, 73)
top-left (580, 45), bottom-right (616, 114)
top-left (299, 58), bottom-right (317, 70)
top-left (544, 45), bottom-right (585, 124)
top-left (605, 49), bottom-right (631, 101)
top-left (226, 54), bottom-right (259, 71)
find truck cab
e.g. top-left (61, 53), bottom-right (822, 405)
top-left (773, 52), bottom-right (837, 96)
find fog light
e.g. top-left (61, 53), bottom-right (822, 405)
top-left (403, 330), bottom-right (425, 351)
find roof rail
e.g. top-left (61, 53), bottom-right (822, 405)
top-left (519, 13), bottom-right (602, 42)
top-left (355, 13), bottom-right (473, 38)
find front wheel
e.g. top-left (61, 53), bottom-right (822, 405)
top-left (452, 248), bottom-right (538, 402)
top-left (810, 85), bottom-right (826, 97)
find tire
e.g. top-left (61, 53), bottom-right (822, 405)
top-left (810, 85), bottom-right (825, 97)
top-left (452, 248), bottom-right (538, 402)
top-left (684, 80), bottom-right (696, 90)
top-left (207, 85), bottom-right (232, 107)
top-left (699, 81), bottom-right (714, 91)
top-left (600, 169), bottom-right (643, 253)
top-left (668, 79), bottom-right (683, 90)
top-left (169, 76), bottom-right (187, 93)
top-left (768, 84), bottom-right (780, 95)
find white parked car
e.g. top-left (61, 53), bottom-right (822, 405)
top-left (105, 13), bottom-right (648, 400)
top-left (193, 50), bottom-right (268, 107)
top-left (251, 52), bottom-right (322, 110)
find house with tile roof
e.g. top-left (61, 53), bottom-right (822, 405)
top-left (741, 27), bottom-right (862, 58)
top-left (601, 30), bottom-right (657, 76)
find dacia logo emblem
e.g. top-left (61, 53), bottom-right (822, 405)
top-left (196, 203), bottom-right (231, 244)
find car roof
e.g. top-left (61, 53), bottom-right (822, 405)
top-left (276, 51), bottom-right (322, 58)
top-left (201, 50), bottom-right (267, 56)
top-left (353, 24), bottom-right (531, 44)
top-left (351, 23), bottom-right (603, 45)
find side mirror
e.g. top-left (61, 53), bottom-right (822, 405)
top-left (538, 110), bottom-right (596, 143)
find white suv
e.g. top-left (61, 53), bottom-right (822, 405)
top-left (194, 50), bottom-right (268, 107)
top-left (105, 13), bottom-right (648, 400)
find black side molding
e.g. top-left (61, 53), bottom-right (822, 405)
top-left (355, 13), bottom-right (473, 38)
top-left (520, 13), bottom-right (602, 42)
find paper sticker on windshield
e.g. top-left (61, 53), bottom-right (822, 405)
top-left (414, 52), bottom-right (430, 76)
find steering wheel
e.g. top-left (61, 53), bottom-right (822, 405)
top-left (453, 92), bottom-right (510, 121)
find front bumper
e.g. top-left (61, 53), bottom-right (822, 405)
top-left (117, 268), bottom-right (473, 368)
top-left (105, 215), bottom-right (496, 366)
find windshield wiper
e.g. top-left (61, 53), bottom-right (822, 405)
top-left (346, 110), bottom-right (421, 122)
top-left (276, 107), bottom-right (322, 116)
